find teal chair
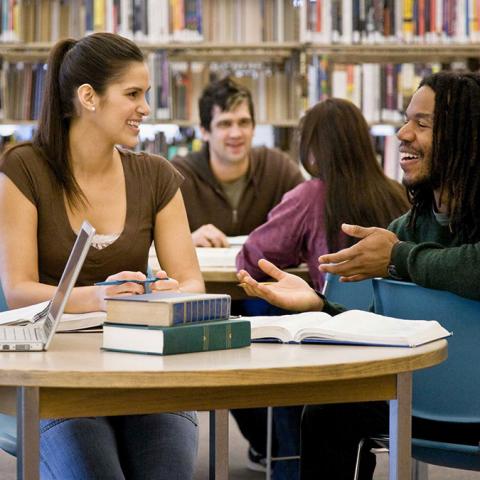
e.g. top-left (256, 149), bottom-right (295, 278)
top-left (0, 280), bottom-right (8, 312)
top-left (322, 272), bottom-right (373, 311)
top-left (367, 279), bottom-right (480, 478)
top-left (0, 281), bottom-right (16, 456)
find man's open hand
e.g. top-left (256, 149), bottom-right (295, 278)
top-left (318, 224), bottom-right (399, 282)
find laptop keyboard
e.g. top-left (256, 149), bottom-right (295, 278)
top-left (0, 326), bottom-right (43, 342)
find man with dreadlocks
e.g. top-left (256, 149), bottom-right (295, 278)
top-left (236, 70), bottom-right (480, 479)
top-left (314, 69), bottom-right (480, 302)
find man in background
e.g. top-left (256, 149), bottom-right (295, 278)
top-left (171, 77), bottom-right (304, 247)
top-left (172, 77), bottom-right (304, 476)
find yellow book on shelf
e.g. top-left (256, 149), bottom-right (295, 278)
top-left (38, 0), bottom-right (52, 42)
top-left (403, 0), bottom-right (414, 41)
top-left (94, 0), bottom-right (106, 32)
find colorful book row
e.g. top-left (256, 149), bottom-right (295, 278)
top-left (300, 0), bottom-right (480, 44)
top-left (0, 53), bottom-right (300, 123)
top-left (0, 0), bottom-right (298, 44)
top-left (307, 55), bottom-right (447, 123)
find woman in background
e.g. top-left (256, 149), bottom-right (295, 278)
top-left (235, 99), bottom-right (409, 480)
top-left (0, 33), bottom-right (203, 479)
top-left (237, 98), bottom-right (409, 291)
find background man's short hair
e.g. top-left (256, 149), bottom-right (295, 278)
top-left (199, 77), bottom-right (255, 131)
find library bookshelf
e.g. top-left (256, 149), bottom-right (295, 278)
top-left (1, 0), bottom-right (480, 176)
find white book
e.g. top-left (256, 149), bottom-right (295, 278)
top-left (298, 0), bottom-right (311, 43)
top-left (352, 64), bottom-right (362, 109)
top-left (361, 63), bottom-right (381, 124)
top-left (332, 65), bottom-right (348, 100)
top-left (105, 0), bottom-right (114, 33)
top-left (455, 0), bottom-right (467, 42)
top-left (307, 59), bottom-right (319, 106)
top-left (276, 0), bottom-right (284, 42)
top-left (147, 0), bottom-right (160, 42)
top-left (195, 246), bottom-right (242, 268)
top-left (0, 301), bottom-right (105, 332)
top-left (51, 0), bottom-right (60, 42)
top-left (383, 134), bottom-right (401, 181)
top-left (119, 0), bottom-right (132, 38)
top-left (249, 310), bottom-right (451, 348)
top-left (436, 0), bottom-right (444, 42)
top-left (146, 52), bottom-right (157, 121)
top-left (321, 0), bottom-right (332, 43)
top-left (257, 69), bottom-right (267, 124)
top-left (342, 0), bottom-right (353, 44)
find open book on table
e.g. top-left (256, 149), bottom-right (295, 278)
top-left (0, 301), bottom-right (106, 332)
top-left (249, 310), bottom-right (451, 348)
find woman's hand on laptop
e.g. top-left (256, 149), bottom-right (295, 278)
top-left (237, 259), bottom-right (324, 312)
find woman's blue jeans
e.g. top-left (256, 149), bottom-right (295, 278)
top-left (39, 412), bottom-right (198, 479)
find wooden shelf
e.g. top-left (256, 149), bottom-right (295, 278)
top-left (3, 40), bottom-right (480, 63)
top-left (306, 43), bottom-right (480, 63)
top-left (0, 119), bottom-right (300, 128)
top-left (0, 41), bottom-right (301, 62)
top-left (0, 120), bottom-right (38, 126)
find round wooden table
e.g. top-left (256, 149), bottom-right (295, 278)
top-left (0, 333), bottom-right (447, 480)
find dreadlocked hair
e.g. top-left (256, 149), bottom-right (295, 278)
top-left (410, 71), bottom-right (480, 242)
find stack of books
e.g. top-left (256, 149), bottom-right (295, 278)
top-left (102, 292), bottom-right (251, 356)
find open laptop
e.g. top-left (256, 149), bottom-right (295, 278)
top-left (0, 221), bottom-right (95, 352)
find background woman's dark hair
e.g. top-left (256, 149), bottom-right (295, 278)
top-left (33, 32), bottom-right (144, 209)
top-left (299, 98), bottom-right (409, 252)
top-left (199, 76), bottom-right (255, 131)
top-left (411, 71), bottom-right (480, 242)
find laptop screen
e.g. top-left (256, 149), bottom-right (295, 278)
top-left (43, 221), bottom-right (95, 345)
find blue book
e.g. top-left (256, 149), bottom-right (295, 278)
top-left (105, 292), bottom-right (231, 327)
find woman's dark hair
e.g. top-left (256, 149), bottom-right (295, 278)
top-left (299, 98), bottom-right (409, 252)
top-left (411, 71), bottom-right (480, 242)
top-left (33, 32), bottom-right (144, 208)
top-left (199, 76), bottom-right (255, 131)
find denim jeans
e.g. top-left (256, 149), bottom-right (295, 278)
top-left (40, 412), bottom-right (198, 480)
top-left (271, 406), bottom-right (301, 480)
top-left (231, 299), bottom-right (301, 479)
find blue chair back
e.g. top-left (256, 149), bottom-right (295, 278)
top-left (322, 273), bottom-right (373, 311)
top-left (0, 281), bottom-right (16, 456)
top-left (0, 280), bottom-right (8, 312)
top-left (373, 279), bottom-right (480, 470)
top-left (0, 414), bottom-right (16, 456)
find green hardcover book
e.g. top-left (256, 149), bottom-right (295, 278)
top-left (102, 319), bottom-right (251, 355)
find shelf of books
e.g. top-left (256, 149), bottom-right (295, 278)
top-left (298, 0), bottom-right (480, 181)
top-left (0, 52), bottom-right (302, 125)
top-left (0, 0), bottom-right (299, 44)
top-left (3, 0), bottom-right (480, 174)
top-left (299, 0), bottom-right (480, 45)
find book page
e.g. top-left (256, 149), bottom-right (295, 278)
top-left (0, 301), bottom-right (49, 326)
top-left (297, 310), bottom-right (450, 346)
top-left (249, 311), bottom-right (333, 343)
top-left (58, 311), bottom-right (106, 332)
top-left (195, 246), bottom-right (242, 268)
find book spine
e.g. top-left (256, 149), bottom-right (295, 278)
top-left (103, 319), bottom-right (251, 355)
top-left (172, 296), bottom-right (231, 325)
top-left (162, 320), bottom-right (250, 355)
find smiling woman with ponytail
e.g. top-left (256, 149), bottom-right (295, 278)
top-left (0, 33), bottom-right (203, 479)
